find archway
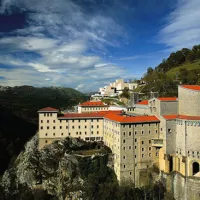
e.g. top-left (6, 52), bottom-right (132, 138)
top-left (192, 162), bottom-right (199, 175)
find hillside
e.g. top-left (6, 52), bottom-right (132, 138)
top-left (0, 86), bottom-right (87, 175)
top-left (139, 44), bottom-right (200, 96)
top-left (0, 86), bottom-right (87, 123)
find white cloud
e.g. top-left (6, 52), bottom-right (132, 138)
top-left (159, 0), bottom-right (200, 51)
top-left (0, 0), bottom-right (135, 92)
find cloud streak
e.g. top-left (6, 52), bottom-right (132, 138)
top-left (159, 0), bottom-right (200, 51)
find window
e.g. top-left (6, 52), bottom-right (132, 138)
top-left (142, 154), bottom-right (144, 158)
top-left (45, 140), bottom-right (48, 143)
top-left (123, 132), bottom-right (126, 136)
top-left (149, 147), bottom-right (151, 151)
top-left (41, 126), bottom-right (43, 129)
top-left (91, 125), bottom-right (93, 128)
top-left (141, 131), bottom-right (144, 135)
top-left (156, 152), bottom-right (158, 157)
top-left (47, 113), bottom-right (49, 117)
top-left (142, 124), bottom-right (143, 127)
top-left (66, 126), bottom-right (68, 129)
top-left (142, 141), bottom-right (144, 144)
top-left (91, 119), bottom-right (93, 122)
top-left (97, 119), bottom-right (99, 122)
top-left (41, 120), bottom-right (43, 123)
top-left (47, 126), bottom-right (49, 129)
top-left (50, 113), bottom-right (52, 116)
top-left (53, 126), bottom-right (55, 129)
top-left (53, 133), bottom-right (55, 136)
top-left (85, 119), bottom-right (87, 122)
top-left (135, 146), bottom-right (137, 149)
top-left (156, 130), bottom-right (158, 133)
top-left (135, 139), bottom-right (137, 142)
top-left (130, 172), bottom-right (132, 175)
top-left (61, 133), bottom-right (63, 136)
top-left (78, 120), bottom-right (80, 122)
top-left (123, 139), bottom-right (125, 143)
top-left (76, 132), bottom-right (78, 135)
top-left (45, 133), bottom-right (48, 136)
top-left (72, 126), bottom-right (74, 129)
top-left (149, 123), bottom-right (150, 126)
top-left (69, 133), bottom-right (71, 136)
top-left (60, 126), bottom-right (62, 129)
top-left (85, 132), bottom-right (87, 135)
top-left (91, 131), bottom-right (93, 134)
top-left (53, 120), bottom-right (55, 123)
top-left (97, 131), bottom-right (99, 134)
top-left (168, 129), bottom-right (172, 133)
top-left (149, 130), bottom-right (151, 134)
top-left (142, 148), bottom-right (144, 151)
top-left (149, 140), bottom-right (151, 144)
top-left (129, 146), bottom-right (131, 150)
top-left (123, 156), bottom-right (126, 159)
top-left (129, 132), bottom-right (131, 136)
top-left (124, 165), bottom-right (126, 168)
top-left (66, 120), bottom-right (68, 122)
top-left (44, 113), bottom-right (46, 117)
top-left (135, 124), bottom-right (137, 127)
top-left (123, 147), bottom-right (126, 150)
top-left (135, 155), bottom-right (137, 158)
top-left (161, 128), bottom-right (162, 131)
top-left (149, 153), bottom-right (151, 157)
top-left (85, 125), bottom-right (87, 128)
top-left (129, 124), bottom-right (131, 128)
top-left (135, 131), bottom-right (137, 135)
top-left (79, 132), bottom-right (81, 135)
top-left (72, 120), bottom-right (74, 122)
top-left (97, 125), bottom-right (99, 128)
top-left (78, 126), bottom-right (80, 129)
top-left (47, 120), bottom-right (49, 123)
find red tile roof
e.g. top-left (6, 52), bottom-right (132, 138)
top-left (136, 100), bottom-right (148, 105)
top-left (38, 107), bottom-right (58, 112)
top-left (78, 101), bottom-right (108, 107)
top-left (58, 110), bottom-right (122, 119)
top-left (163, 114), bottom-right (200, 120)
top-left (104, 113), bottom-right (159, 123)
top-left (177, 115), bottom-right (200, 120)
top-left (163, 115), bottom-right (178, 120)
top-left (181, 85), bottom-right (200, 91)
top-left (158, 97), bottom-right (177, 101)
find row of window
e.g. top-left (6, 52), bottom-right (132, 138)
top-left (41, 125), bottom-right (100, 129)
top-left (44, 131), bottom-right (100, 136)
top-left (41, 119), bottom-right (100, 123)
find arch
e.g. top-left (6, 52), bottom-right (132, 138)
top-left (192, 162), bottom-right (199, 175)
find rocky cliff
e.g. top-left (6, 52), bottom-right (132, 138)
top-left (0, 135), bottom-right (115, 200)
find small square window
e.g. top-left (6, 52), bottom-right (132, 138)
top-left (53, 126), bottom-right (55, 129)
top-left (135, 146), bottom-right (137, 149)
top-left (123, 140), bottom-right (125, 143)
top-left (45, 140), bottom-right (48, 143)
top-left (142, 141), bottom-right (144, 144)
top-left (61, 133), bottom-right (63, 136)
top-left (45, 133), bottom-right (48, 136)
top-left (53, 133), bottom-right (55, 136)
top-left (41, 120), bottom-right (43, 123)
top-left (53, 120), bottom-right (55, 123)
top-left (72, 126), bottom-right (74, 129)
top-left (135, 139), bottom-right (137, 142)
top-left (149, 140), bottom-right (151, 144)
top-left (66, 126), bottom-right (68, 129)
top-left (41, 126), bottom-right (43, 129)
top-left (129, 132), bottom-right (131, 136)
top-left (47, 126), bottom-right (49, 129)
top-left (60, 126), bottom-right (62, 129)
top-left (47, 120), bottom-right (49, 123)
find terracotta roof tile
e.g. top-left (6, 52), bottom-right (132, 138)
top-left (181, 85), bottom-right (200, 91)
top-left (163, 114), bottom-right (200, 120)
top-left (136, 100), bottom-right (148, 105)
top-left (38, 107), bottom-right (58, 112)
top-left (105, 113), bottom-right (159, 123)
top-left (158, 97), bottom-right (177, 101)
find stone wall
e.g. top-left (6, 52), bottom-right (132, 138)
top-left (162, 172), bottom-right (200, 200)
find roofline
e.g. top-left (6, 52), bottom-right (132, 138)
top-left (179, 85), bottom-right (200, 92)
top-left (38, 110), bottom-right (58, 113)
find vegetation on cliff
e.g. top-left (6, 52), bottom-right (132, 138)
top-left (0, 136), bottom-right (171, 200)
top-left (139, 44), bottom-right (200, 96)
top-left (0, 86), bottom-right (87, 176)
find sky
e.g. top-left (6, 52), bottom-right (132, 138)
top-left (0, 0), bottom-right (200, 92)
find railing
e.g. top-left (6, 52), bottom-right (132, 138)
top-left (152, 139), bottom-right (163, 147)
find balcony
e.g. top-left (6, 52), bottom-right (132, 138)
top-left (152, 139), bottom-right (163, 147)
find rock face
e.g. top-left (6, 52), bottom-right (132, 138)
top-left (0, 135), bottom-right (113, 200)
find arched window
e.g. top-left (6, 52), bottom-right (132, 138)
top-left (193, 162), bottom-right (199, 175)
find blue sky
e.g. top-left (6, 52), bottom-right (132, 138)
top-left (0, 0), bottom-right (200, 92)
